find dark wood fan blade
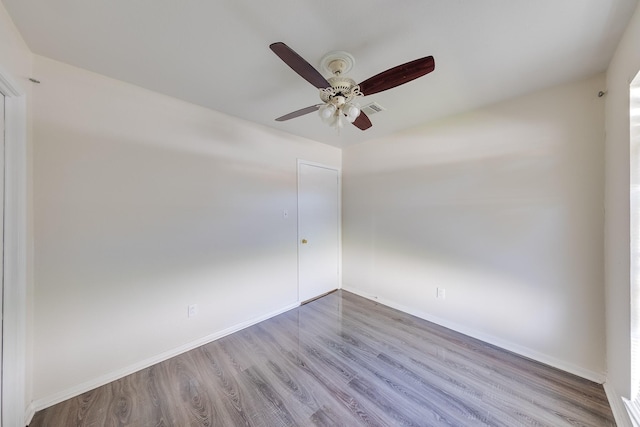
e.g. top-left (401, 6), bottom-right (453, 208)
top-left (270, 42), bottom-right (330, 89)
top-left (358, 56), bottom-right (435, 96)
top-left (275, 105), bottom-right (321, 121)
top-left (352, 111), bottom-right (372, 130)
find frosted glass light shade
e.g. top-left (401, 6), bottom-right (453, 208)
top-left (319, 103), bottom-right (337, 120)
top-left (344, 103), bottom-right (360, 123)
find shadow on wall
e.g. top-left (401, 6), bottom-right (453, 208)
top-left (33, 120), bottom-right (302, 396)
top-left (344, 161), bottom-right (571, 345)
top-left (36, 123), bottom-right (296, 290)
top-left (342, 81), bottom-right (605, 361)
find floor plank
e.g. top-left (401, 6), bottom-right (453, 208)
top-left (29, 290), bottom-right (615, 426)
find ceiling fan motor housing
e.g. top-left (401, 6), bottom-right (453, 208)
top-left (320, 76), bottom-right (362, 105)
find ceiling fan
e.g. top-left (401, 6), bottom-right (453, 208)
top-left (270, 42), bottom-right (435, 131)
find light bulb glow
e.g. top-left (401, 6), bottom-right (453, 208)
top-left (344, 103), bottom-right (360, 123)
top-left (319, 104), bottom-right (337, 121)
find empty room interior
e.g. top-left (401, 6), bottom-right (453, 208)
top-left (2, 1), bottom-right (640, 426)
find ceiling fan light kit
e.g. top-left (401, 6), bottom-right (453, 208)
top-left (270, 42), bottom-right (435, 132)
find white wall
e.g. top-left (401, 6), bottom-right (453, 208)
top-left (31, 55), bottom-right (340, 406)
top-left (343, 75), bottom-right (606, 380)
top-left (605, 1), bottom-right (640, 423)
top-left (0, 2), bottom-right (31, 80)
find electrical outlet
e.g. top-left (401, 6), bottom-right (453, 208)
top-left (436, 288), bottom-right (446, 299)
top-left (188, 304), bottom-right (198, 318)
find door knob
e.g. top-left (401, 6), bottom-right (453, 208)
top-left (301, 239), bottom-right (308, 244)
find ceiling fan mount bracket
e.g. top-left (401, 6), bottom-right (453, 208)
top-left (320, 51), bottom-right (355, 76)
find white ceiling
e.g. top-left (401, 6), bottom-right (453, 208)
top-left (3, 0), bottom-right (638, 147)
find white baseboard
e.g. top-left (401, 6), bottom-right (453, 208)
top-left (29, 301), bottom-right (300, 416)
top-left (25, 402), bottom-right (37, 426)
top-left (344, 286), bottom-right (606, 384)
top-left (27, 289), bottom-right (613, 423)
top-left (604, 382), bottom-right (633, 427)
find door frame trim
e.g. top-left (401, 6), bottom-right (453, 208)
top-left (296, 159), bottom-right (342, 303)
top-left (0, 64), bottom-right (28, 427)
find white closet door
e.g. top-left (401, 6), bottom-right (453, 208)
top-left (298, 162), bottom-right (339, 302)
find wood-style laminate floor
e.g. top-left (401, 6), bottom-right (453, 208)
top-left (29, 290), bottom-right (615, 426)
